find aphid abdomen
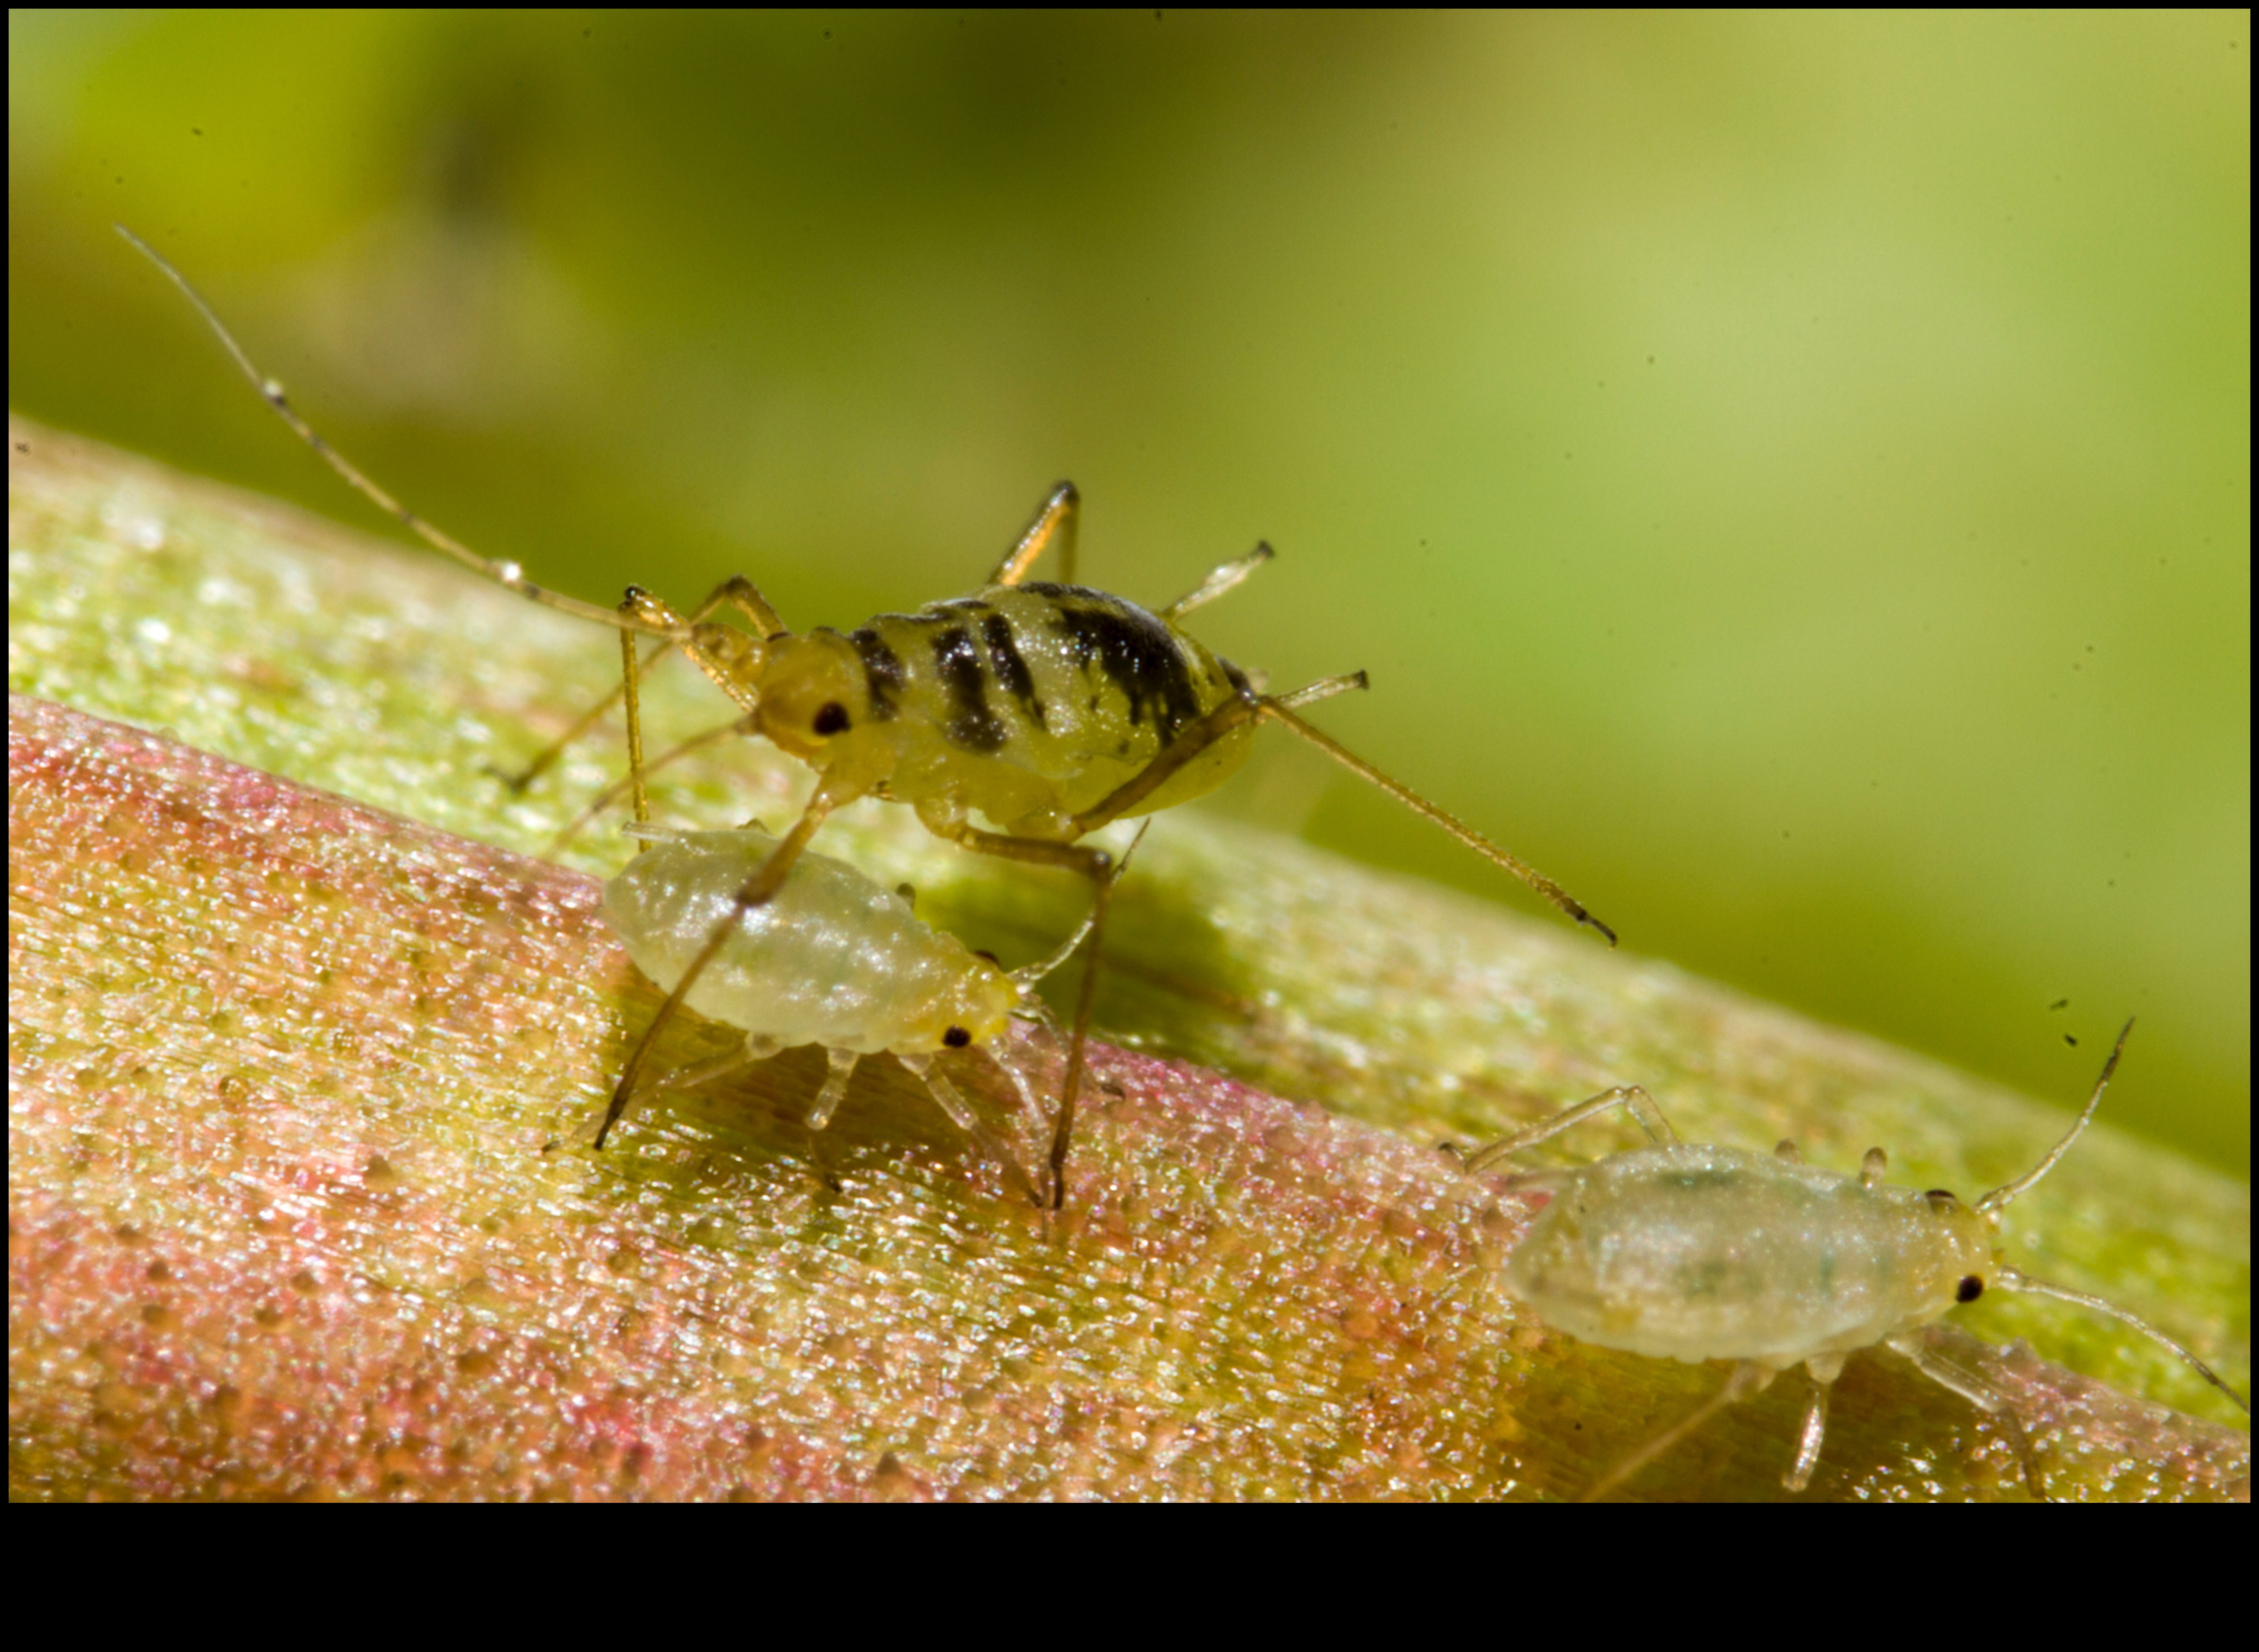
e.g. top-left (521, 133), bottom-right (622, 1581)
top-left (853, 585), bottom-right (1255, 834)
top-left (603, 828), bottom-right (1011, 1055)
top-left (1505, 1144), bottom-right (1956, 1366)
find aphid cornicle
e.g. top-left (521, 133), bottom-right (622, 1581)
top-left (602, 824), bottom-right (1105, 1208)
top-left (120, 225), bottom-right (1616, 1208)
top-left (1456, 1021), bottom-right (2248, 1500)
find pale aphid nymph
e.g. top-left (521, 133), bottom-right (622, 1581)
top-left (604, 824), bottom-right (1104, 1208)
top-left (1456, 1021), bottom-right (2247, 1499)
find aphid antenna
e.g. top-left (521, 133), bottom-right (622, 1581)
top-left (1975, 1017), bottom-right (2133, 1214)
top-left (1988, 1265), bottom-right (2248, 1413)
top-left (1968, 1018), bottom-right (2248, 1414)
top-left (114, 223), bottom-right (680, 644)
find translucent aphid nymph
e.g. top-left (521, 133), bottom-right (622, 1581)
top-left (1454, 1022), bottom-right (2247, 1499)
top-left (603, 824), bottom-right (1106, 1207)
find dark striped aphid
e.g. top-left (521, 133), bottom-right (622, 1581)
top-left (122, 226), bottom-right (1616, 1207)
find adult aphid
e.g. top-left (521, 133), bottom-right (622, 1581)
top-left (1454, 1021), bottom-right (2247, 1499)
top-left (603, 823), bottom-right (1116, 1208)
top-left (120, 226), bottom-right (1616, 1208)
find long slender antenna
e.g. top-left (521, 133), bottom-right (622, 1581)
top-left (114, 223), bottom-right (678, 641)
top-left (1256, 697), bottom-right (1616, 945)
top-left (1977, 1019), bottom-right (2133, 1214)
top-left (1993, 1265), bottom-right (2248, 1413)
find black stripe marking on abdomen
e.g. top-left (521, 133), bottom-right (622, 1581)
top-left (931, 626), bottom-right (1008, 753)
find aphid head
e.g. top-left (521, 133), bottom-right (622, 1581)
top-left (1913, 1186), bottom-right (2002, 1310)
top-left (903, 959), bottom-right (1018, 1057)
top-left (753, 630), bottom-right (875, 763)
top-left (1910, 1022), bottom-right (2138, 1315)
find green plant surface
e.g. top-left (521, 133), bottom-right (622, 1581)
top-left (9, 418), bottom-right (2247, 1500)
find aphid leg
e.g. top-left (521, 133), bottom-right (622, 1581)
top-left (806, 1047), bottom-right (861, 1131)
top-left (1883, 1329), bottom-right (2046, 1496)
top-left (1051, 850), bottom-right (1135, 1209)
top-left (488, 630), bottom-right (666, 796)
top-left (981, 1045), bottom-right (1052, 1192)
top-left (989, 482), bottom-right (1080, 586)
top-left (1859, 1147), bottom-right (1888, 1188)
top-left (1254, 697), bottom-right (1616, 944)
top-left (1456, 1085), bottom-right (1679, 1176)
top-left (595, 783), bottom-right (863, 1148)
top-left (925, 824), bottom-right (1117, 1209)
top-left (896, 1053), bottom-right (1046, 1207)
top-left (499, 576), bottom-right (789, 796)
top-left (593, 1032), bottom-right (787, 1146)
top-left (544, 713), bottom-right (758, 855)
top-left (633, 1035), bottom-right (760, 1099)
top-left (1785, 1352), bottom-right (1847, 1492)
top-left (618, 606), bottom-right (652, 833)
top-left (115, 224), bottom-right (678, 639)
top-left (1581, 1361), bottom-right (1775, 1502)
top-left (1160, 542), bottom-right (1275, 620)
top-left (1067, 673), bottom-right (1616, 943)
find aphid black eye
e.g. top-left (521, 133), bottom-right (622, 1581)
top-left (943, 1026), bottom-right (972, 1048)
top-left (1956, 1276), bottom-right (1984, 1304)
top-left (812, 701), bottom-right (851, 735)
top-left (1924, 1188), bottom-right (1958, 1208)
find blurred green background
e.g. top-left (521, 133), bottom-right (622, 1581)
top-left (10, 13), bottom-right (2247, 1168)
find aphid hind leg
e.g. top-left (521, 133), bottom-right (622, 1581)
top-left (990, 482), bottom-right (1080, 586)
top-left (1068, 673), bottom-right (1616, 943)
top-left (1254, 698), bottom-right (1616, 943)
top-left (926, 823), bottom-right (1117, 1210)
top-left (630, 1035), bottom-right (762, 1100)
top-left (1064, 675), bottom-right (1359, 831)
top-left (591, 1032), bottom-right (788, 1148)
top-left (1456, 1085), bottom-right (1678, 1176)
